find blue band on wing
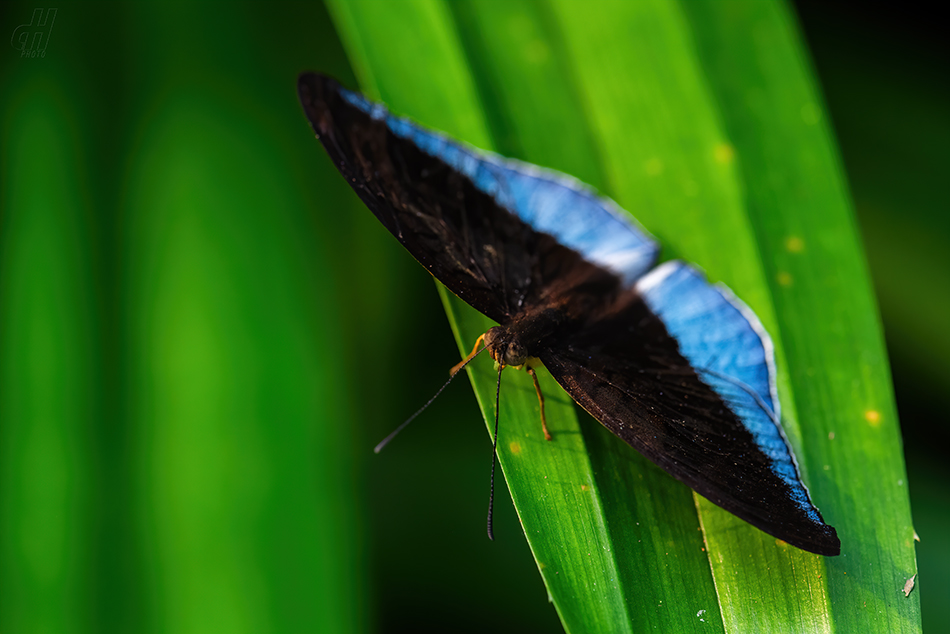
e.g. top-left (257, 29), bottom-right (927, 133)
top-left (636, 261), bottom-right (820, 523)
top-left (339, 89), bottom-right (660, 285)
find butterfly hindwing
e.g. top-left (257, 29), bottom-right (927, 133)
top-left (637, 263), bottom-right (804, 502)
top-left (542, 264), bottom-right (839, 555)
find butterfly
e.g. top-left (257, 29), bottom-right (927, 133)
top-left (297, 72), bottom-right (840, 557)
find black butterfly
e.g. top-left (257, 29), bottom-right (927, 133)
top-left (298, 72), bottom-right (839, 556)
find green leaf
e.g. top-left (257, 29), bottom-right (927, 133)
top-left (0, 77), bottom-right (97, 634)
top-left (2, 4), bottom-right (370, 632)
top-left (324, 0), bottom-right (919, 631)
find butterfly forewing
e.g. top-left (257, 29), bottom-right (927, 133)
top-left (299, 72), bottom-right (612, 323)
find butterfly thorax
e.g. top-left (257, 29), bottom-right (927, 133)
top-left (484, 306), bottom-right (570, 368)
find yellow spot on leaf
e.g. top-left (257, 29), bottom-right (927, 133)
top-left (777, 271), bottom-right (793, 286)
top-left (524, 39), bottom-right (550, 64)
top-left (580, 484), bottom-right (589, 492)
top-left (714, 143), bottom-right (735, 164)
top-left (785, 236), bottom-right (805, 253)
top-left (865, 410), bottom-right (881, 426)
top-left (509, 441), bottom-right (522, 455)
top-left (644, 157), bottom-right (663, 176)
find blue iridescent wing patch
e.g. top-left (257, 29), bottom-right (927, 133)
top-left (298, 72), bottom-right (839, 556)
top-left (339, 89), bottom-right (660, 286)
top-left (636, 261), bottom-right (822, 524)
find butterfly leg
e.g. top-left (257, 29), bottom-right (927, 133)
top-left (450, 333), bottom-right (486, 376)
top-left (526, 365), bottom-right (552, 441)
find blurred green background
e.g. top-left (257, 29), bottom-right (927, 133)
top-left (0, 1), bottom-right (945, 633)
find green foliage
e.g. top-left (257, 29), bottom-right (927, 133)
top-left (0, 1), bottom-right (930, 632)
top-left (327, 0), bottom-right (920, 631)
top-left (1, 3), bottom-right (367, 632)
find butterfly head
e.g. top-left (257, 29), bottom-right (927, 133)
top-left (484, 326), bottom-right (528, 368)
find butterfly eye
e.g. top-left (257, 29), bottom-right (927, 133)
top-left (483, 326), bottom-right (502, 346)
top-left (505, 342), bottom-right (528, 367)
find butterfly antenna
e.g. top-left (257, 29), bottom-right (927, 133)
top-left (373, 346), bottom-right (487, 454)
top-left (486, 362), bottom-right (504, 541)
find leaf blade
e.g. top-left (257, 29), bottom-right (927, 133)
top-left (323, 0), bottom-right (919, 631)
top-left (680, 1), bottom-right (920, 630)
